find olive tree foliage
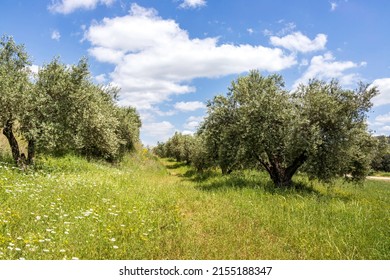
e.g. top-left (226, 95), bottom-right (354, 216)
top-left (155, 132), bottom-right (195, 163)
top-left (24, 58), bottom-right (141, 161)
top-left (188, 135), bottom-right (213, 172)
top-left (153, 132), bottom-right (213, 172)
top-left (371, 136), bottom-right (390, 172)
top-left (0, 36), bottom-right (141, 164)
top-left (0, 35), bottom-right (31, 163)
top-left (200, 70), bottom-right (378, 187)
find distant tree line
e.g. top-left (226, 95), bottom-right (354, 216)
top-left (371, 135), bottom-right (390, 172)
top-left (0, 35), bottom-right (141, 165)
top-left (154, 70), bottom-right (382, 188)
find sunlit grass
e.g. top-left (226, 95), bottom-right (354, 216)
top-left (0, 151), bottom-right (389, 260)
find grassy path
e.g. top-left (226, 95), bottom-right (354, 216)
top-left (0, 151), bottom-right (389, 259)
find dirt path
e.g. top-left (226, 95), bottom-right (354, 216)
top-left (366, 176), bottom-right (390, 181)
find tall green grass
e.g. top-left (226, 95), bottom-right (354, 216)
top-left (0, 150), bottom-right (389, 260)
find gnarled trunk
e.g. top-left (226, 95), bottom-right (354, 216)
top-left (255, 151), bottom-right (308, 188)
top-left (269, 167), bottom-right (293, 187)
top-left (3, 119), bottom-right (21, 163)
top-left (27, 139), bottom-right (35, 165)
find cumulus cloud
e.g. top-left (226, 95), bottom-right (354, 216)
top-left (28, 65), bottom-right (40, 75)
top-left (51, 30), bottom-right (61, 41)
top-left (371, 112), bottom-right (390, 135)
top-left (174, 101), bottom-right (205, 112)
top-left (293, 52), bottom-right (361, 88)
top-left (330, 2), bottom-right (338, 11)
top-left (270, 32), bottom-right (327, 53)
top-left (184, 116), bottom-right (204, 130)
top-left (179, 0), bottom-right (207, 9)
top-left (94, 73), bottom-right (107, 84)
top-left (48, 0), bottom-right (115, 14)
top-left (371, 78), bottom-right (390, 107)
top-left (375, 113), bottom-right (390, 124)
top-left (85, 3), bottom-right (296, 110)
top-left (141, 121), bottom-right (175, 139)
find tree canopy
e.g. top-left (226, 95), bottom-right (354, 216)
top-left (157, 70), bottom-right (379, 188)
top-left (200, 70), bottom-right (378, 186)
top-left (0, 35), bottom-right (141, 165)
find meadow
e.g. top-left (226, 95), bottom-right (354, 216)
top-left (0, 149), bottom-right (389, 260)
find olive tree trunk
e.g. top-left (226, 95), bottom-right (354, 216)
top-left (3, 119), bottom-right (21, 163)
top-left (27, 138), bottom-right (35, 165)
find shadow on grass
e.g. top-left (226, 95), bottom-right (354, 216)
top-left (160, 159), bottom-right (353, 201)
top-left (0, 152), bottom-right (15, 165)
top-left (181, 165), bottom-right (352, 201)
top-left (165, 162), bottom-right (188, 169)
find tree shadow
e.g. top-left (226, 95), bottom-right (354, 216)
top-left (179, 168), bottom-right (352, 201)
top-left (165, 162), bottom-right (188, 169)
top-left (179, 169), bottom-right (220, 181)
top-left (161, 160), bottom-right (353, 201)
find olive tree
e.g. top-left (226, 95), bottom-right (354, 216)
top-left (1, 36), bottom-right (141, 164)
top-left (30, 57), bottom-right (140, 161)
top-left (201, 70), bottom-right (378, 187)
top-left (0, 35), bottom-right (31, 163)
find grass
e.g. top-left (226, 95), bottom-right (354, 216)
top-left (0, 149), bottom-right (389, 260)
top-left (371, 171), bottom-right (390, 177)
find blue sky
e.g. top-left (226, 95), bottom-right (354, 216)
top-left (1, 0), bottom-right (390, 145)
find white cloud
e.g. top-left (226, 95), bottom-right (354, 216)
top-left (51, 30), bottom-right (61, 41)
top-left (48, 0), bottom-right (115, 14)
top-left (182, 130), bottom-right (195, 135)
top-left (371, 78), bottom-right (390, 107)
top-left (88, 47), bottom-right (124, 64)
top-left (184, 116), bottom-right (204, 130)
top-left (141, 121), bottom-right (175, 139)
top-left (28, 65), bottom-right (40, 75)
top-left (174, 101), bottom-right (205, 112)
top-left (95, 74), bottom-right (107, 84)
top-left (85, 4), bottom-right (296, 110)
top-left (293, 52), bottom-right (361, 88)
top-left (270, 32), bottom-right (327, 53)
top-left (368, 118), bottom-right (389, 135)
top-left (382, 126), bottom-right (390, 132)
top-left (277, 22), bottom-right (297, 36)
top-left (179, 0), bottom-right (207, 9)
top-left (247, 28), bottom-right (254, 34)
top-left (330, 2), bottom-right (338, 11)
top-left (375, 113), bottom-right (390, 124)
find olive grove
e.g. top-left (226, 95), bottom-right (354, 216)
top-left (156, 70), bottom-right (379, 187)
top-left (0, 36), bottom-right (141, 165)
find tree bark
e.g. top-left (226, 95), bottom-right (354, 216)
top-left (27, 138), bottom-right (35, 165)
top-left (3, 119), bottom-right (21, 163)
top-left (255, 151), bottom-right (308, 188)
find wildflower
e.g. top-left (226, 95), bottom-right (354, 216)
top-left (15, 248), bottom-right (21, 251)
top-left (109, 238), bottom-right (116, 242)
top-left (36, 216), bottom-right (41, 221)
top-left (113, 246), bottom-right (119, 249)
top-left (59, 249), bottom-right (66, 253)
top-left (72, 257), bottom-right (79, 260)
top-left (43, 249), bottom-right (50, 253)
